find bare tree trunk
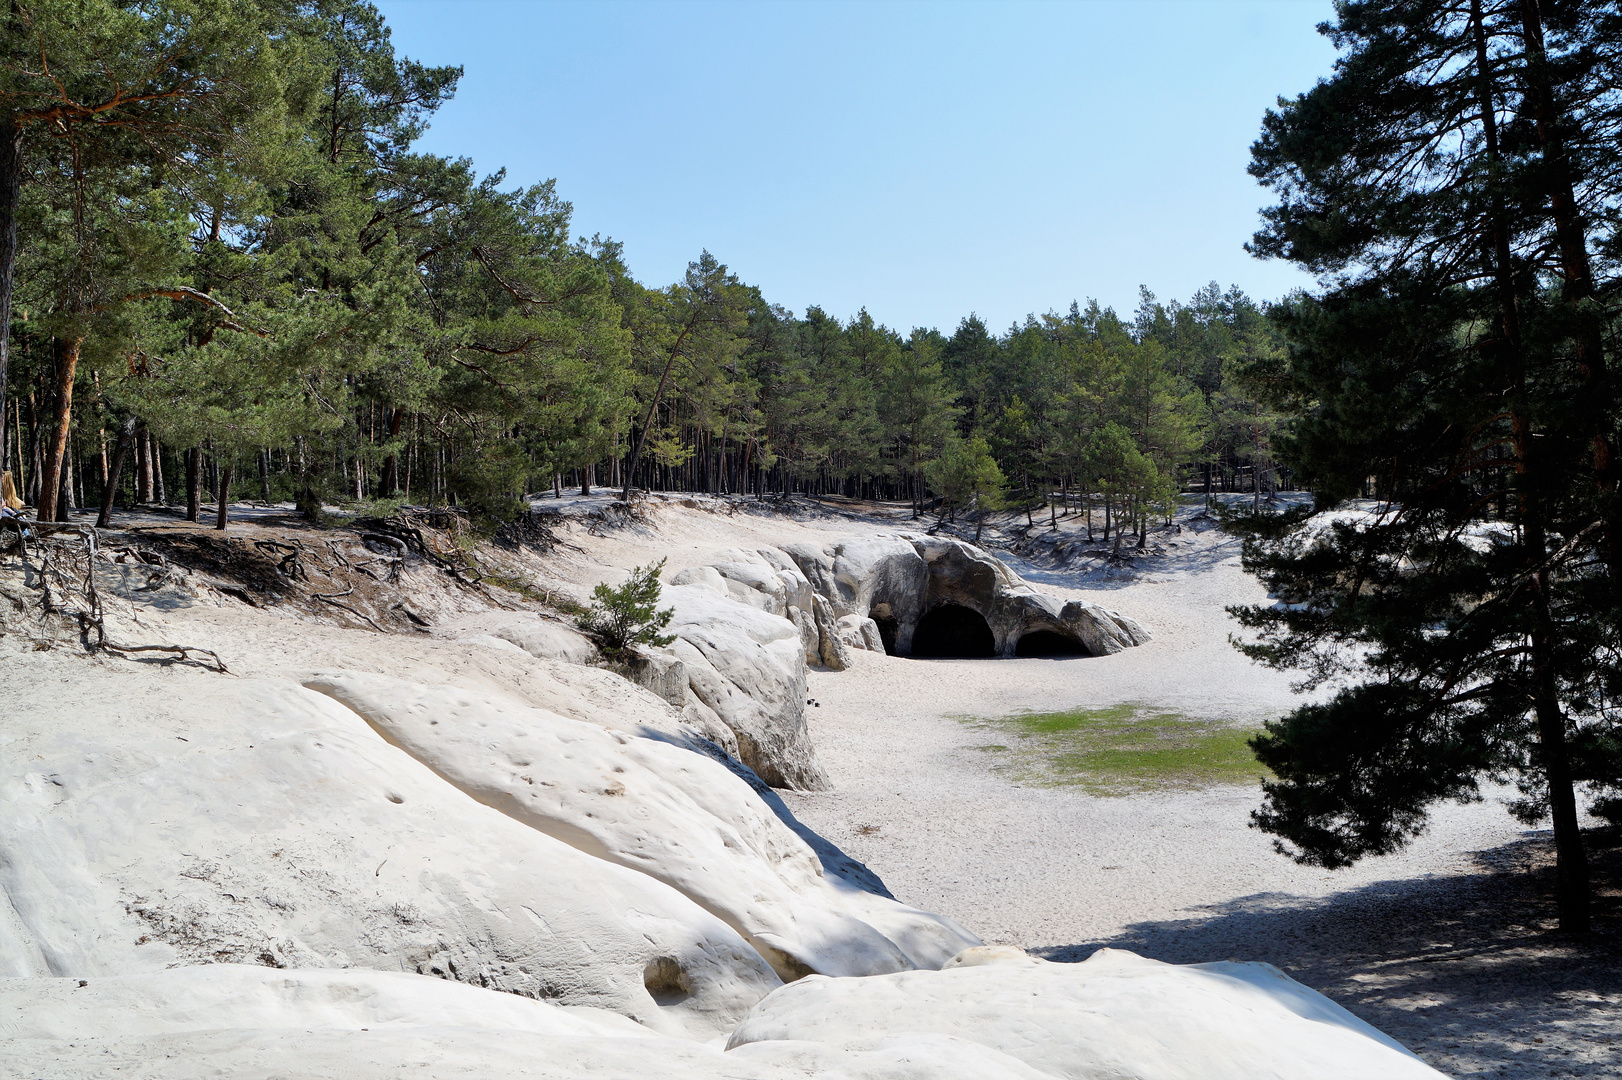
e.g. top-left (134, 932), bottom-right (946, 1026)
top-left (379, 407), bottom-right (404, 495)
top-left (96, 416), bottom-right (137, 528)
top-left (35, 336), bottom-right (80, 522)
top-left (185, 447), bottom-right (201, 522)
top-left (153, 436), bottom-right (166, 505)
top-left (215, 464), bottom-right (232, 530)
top-left (135, 426), bottom-right (152, 503)
top-left (55, 434), bottom-right (73, 520)
top-left (25, 388), bottom-right (41, 504)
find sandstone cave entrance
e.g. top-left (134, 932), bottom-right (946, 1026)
top-left (872, 614), bottom-right (900, 656)
top-left (1014, 629), bottom-right (1089, 658)
top-left (910, 603), bottom-right (996, 658)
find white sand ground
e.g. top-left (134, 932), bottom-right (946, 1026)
top-left (529, 492), bottom-right (1619, 1079)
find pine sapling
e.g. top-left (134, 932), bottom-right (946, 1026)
top-left (577, 558), bottom-right (675, 657)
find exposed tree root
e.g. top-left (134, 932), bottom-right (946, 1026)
top-left (0, 521), bottom-right (229, 672)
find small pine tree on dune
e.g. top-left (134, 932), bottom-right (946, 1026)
top-left (577, 559), bottom-right (675, 657)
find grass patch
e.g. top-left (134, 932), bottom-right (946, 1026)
top-left (961, 701), bottom-right (1267, 795)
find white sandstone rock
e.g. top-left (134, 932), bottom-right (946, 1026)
top-left (727, 945), bottom-right (1446, 1080)
top-left (784, 534), bottom-right (1149, 658)
top-left (2, 964), bottom-right (652, 1041)
top-left (304, 672), bottom-right (978, 981)
top-left (438, 611), bottom-right (598, 665)
top-left (661, 584), bottom-right (828, 790)
top-left (670, 563), bottom-right (729, 595)
top-left (3, 966), bottom-right (1051, 1080)
top-left (836, 613), bottom-right (886, 652)
top-left (0, 674), bottom-right (779, 1037)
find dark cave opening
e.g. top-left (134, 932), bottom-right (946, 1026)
top-left (1014, 629), bottom-right (1090, 658)
top-left (872, 614), bottom-right (900, 656)
top-left (910, 603), bottom-right (996, 658)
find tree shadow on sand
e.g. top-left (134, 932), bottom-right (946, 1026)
top-left (1036, 830), bottom-right (1621, 1079)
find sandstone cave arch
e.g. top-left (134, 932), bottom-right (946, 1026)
top-left (910, 603), bottom-right (996, 658)
top-left (1014, 629), bottom-right (1089, 658)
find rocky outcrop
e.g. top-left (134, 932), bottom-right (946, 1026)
top-left (783, 533), bottom-right (1149, 658)
top-left (0, 673), bottom-right (779, 1038)
top-left (653, 534), bottom-right (1146, 791)
top-left (7, 947), bottom-right (1446, 1079)
top-left (307, 673), bottom-right (975, 982)
top-left (659, 583), bottom-right (829, 791)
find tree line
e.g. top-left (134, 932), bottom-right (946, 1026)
top-left (0, 0), bottom-right (1284, 542)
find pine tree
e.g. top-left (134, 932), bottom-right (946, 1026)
top-left (1235, 0), bottom-right (1622, 931)
top-left (0, 0), bottom-right (294, 519)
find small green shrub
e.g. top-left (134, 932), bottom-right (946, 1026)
top-left (577, 558), bottom-right (675, 657)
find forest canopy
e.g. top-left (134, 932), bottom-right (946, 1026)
top-left (0, 0), bottom-right (1283, 542)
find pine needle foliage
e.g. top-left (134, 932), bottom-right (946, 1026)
top-left (577, 558), bottom-right (675, 657)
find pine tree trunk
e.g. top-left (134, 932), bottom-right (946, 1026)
top-left (1517, 0), bottom-right (1617, 584)
top-left (153, 436), bottom-right (166, 505)
top-left (135, 426), bottom-right (152, 503)
top-left (1473, 0), bottom-right (1590, 930)
top-left (186, 447), bottom-right (201, 522)
top-left (97, 416), bottom-right (137, 528)
top-left (215, 464), bottom-right (232, 530)
top-left (55, 434), bottom-right (73, 520)
top-left (379, 408), bottom-right (404, 495)
top-left (35, 337), bottom-right (80, 522)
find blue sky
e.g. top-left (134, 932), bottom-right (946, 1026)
top-left (375, 0), bottom-right (1339, 334)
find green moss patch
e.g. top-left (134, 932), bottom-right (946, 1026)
top-left (960, 702), bottom-right (1267, 795)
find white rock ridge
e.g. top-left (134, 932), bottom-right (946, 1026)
top-left (4, 947), bottom-right (1444, 1079)
top-left (303, 671), bottom-right (979, 981)
top-left (660, 581), bottom-right (829, 790)
top-left (728, 945), bottom-right (1449, 1080)
top-left (0, 672), bottom-right (779, 1037)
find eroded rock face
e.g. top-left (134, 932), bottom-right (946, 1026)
top-left (656, 534), bottom-right (1145, 791)
top-left (660, 584), bottom-right (829, 791)
top-left (0, 675), bottom-right (780, 1038)
top-left (304, 672), bottom-right (976, 982)
top-left (782, 534), bottom-right (1149, 659)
